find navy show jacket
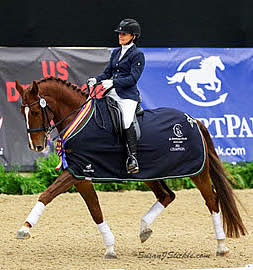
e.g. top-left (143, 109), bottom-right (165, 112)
top-left (96, 44), bottom-right (145, 102)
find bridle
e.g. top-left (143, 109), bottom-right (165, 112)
top-left (21, 95), bottom-right (54, 135)
top-left (21, 94), bottom-right (89, 137)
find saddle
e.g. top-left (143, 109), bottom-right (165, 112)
top-left (105, 96), bottom-right (143, 140)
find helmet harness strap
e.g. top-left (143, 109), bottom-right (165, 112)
top-left (126, 35), bottom-right (135, 45)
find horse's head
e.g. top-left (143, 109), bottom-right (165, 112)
top-left (16, 80), bottom-right (53, 152)
top-left (200, 56), bottom-right (225, 71)
top-left (208, 56), bottom-right (225, 71)
top-left (214, 56), bottom-right (225, 71)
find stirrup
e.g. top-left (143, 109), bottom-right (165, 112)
top-left (126, 155), bottom-right (139, 174)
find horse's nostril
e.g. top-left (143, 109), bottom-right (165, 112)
top-left (37, 146), bottom-right (44, 152)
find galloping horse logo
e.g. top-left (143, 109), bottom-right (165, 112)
top-left (166, 56), bottom-right (228, 107)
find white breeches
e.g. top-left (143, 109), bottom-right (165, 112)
top-left (107, 88), bottom-right (138, 129)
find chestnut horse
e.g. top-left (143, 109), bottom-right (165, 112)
top-left (15, 77), bottom-right (247, 259)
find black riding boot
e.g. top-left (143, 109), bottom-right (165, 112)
top-left (124, 124), bottom-right (139, 174)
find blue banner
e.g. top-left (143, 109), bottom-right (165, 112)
top-left (138, 48), bottom-right (253, 162)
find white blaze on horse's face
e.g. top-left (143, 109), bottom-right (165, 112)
top-left (24, 107), bottom-right (34, 150)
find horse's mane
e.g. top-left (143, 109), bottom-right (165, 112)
top-left (37, 76), bottom-right (88, 96)
top-left (200, 56), bottom-right (219, 69)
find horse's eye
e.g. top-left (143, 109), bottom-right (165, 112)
top-left (31, 111), bottom-right (40, 116)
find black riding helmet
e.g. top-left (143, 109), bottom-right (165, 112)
top-left (114, 18), bottom-right (141, 38)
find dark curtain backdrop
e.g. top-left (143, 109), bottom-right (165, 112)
top-left (0, 0), bottom-right (251, 47)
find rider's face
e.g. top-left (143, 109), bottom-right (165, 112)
top-left (118, 33), bottom-right (135, 45)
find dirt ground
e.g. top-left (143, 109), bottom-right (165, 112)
top-left (0, 189), bottom-right (252, 270)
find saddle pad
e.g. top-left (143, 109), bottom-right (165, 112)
top-left (64, 99), bottom-right (205, 182)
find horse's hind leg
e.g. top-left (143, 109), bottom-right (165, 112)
top-left (17, 170), bottom-right (77, 240)
top-left (75, 180), bottom-right (117, 259)
top-left (190, 163), bottom-right (229, 256)
top-left (140, 180), bottom-right (175, 243)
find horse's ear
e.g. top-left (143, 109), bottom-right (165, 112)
top-left (15, 80), bottom-right (24, 96)
top-left (31, 80), bottom-right (39, 96)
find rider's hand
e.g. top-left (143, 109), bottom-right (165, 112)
top-left (102, 80), bottom-right (113, 90)
top-left (87, 77), bottom-right (97, 87)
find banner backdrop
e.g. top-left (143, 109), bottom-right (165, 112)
top-left (138, 48), bottom-right (253, 163)
top-left (1, 47), bottom-right (253, 170)
top-left (0, 47), bottom-right (110, 170)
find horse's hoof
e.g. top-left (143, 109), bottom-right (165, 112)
top-left (140, 228), bottom-right (153, 243)
top-left (104, 252), bottom-right (117, 259)
top-left (16, 227), bottom-right (31, 240)
top-left (216, 248), bottom-right (229, 256)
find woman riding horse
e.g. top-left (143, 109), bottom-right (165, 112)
top-left (88, 18), bottom-right (145, 174)
top-left (15, 76), bottom-right (247, 259)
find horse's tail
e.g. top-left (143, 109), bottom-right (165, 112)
top-left (197, 120), bottom-right (247, 238)
top-left (166, 72), bottom-right (185, 84)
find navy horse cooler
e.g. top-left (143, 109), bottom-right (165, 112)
top-left (57, 98), bottom-right (205, 182)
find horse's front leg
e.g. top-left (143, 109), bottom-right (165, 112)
top-left (215, 78), bottom-right (221, 92)
top-left (188, 83), bottom-right (206, 100)
top-left (205, 81), bottom-right (216, 91)
top-left (17, 170), bottom-right (77, 240)
top-left (75, 180), bottom-right (117, 259)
